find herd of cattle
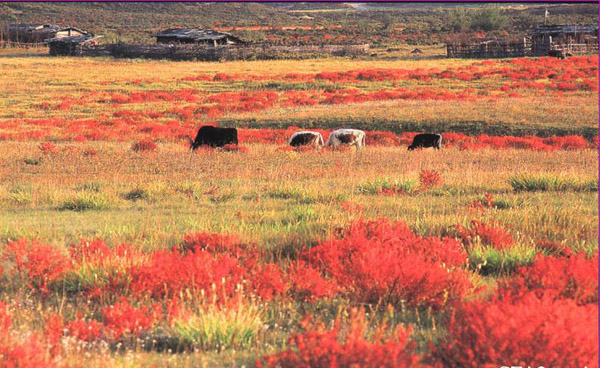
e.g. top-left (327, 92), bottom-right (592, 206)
top-left (190, 126), bottom-right (442, 151)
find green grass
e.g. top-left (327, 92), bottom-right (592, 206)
top-left (58, 192), bottom-right (111, 211)
top-left (357, 178), bottom-right (418, 194)
top-left (509, 174), bottom-right (598, 192)
top-left (171, 301), bottom-right (265, 351)
top-left (468, 244), bottom-right (537, 275)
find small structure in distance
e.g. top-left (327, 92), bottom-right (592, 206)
top-left (3, 24), bottom-right (60, 44)
top-left (154, 28), bottom-right (245, 46)
top-left (530, 24), bottom-right (598, 56)
top-left (45, 29), bottom-right (103, 56)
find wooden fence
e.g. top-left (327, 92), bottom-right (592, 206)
top-left (80, 43), bottom-right (370, 61)
top-left (447, 39), bottom-right (529, 58)
top-left (0, 41), bottom-right (47, 49)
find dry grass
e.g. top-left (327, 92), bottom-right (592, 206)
top-left (1, 142), bottom-right (597, 251)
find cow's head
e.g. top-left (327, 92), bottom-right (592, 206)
top-left (188, 136), bottom-right (198, 151)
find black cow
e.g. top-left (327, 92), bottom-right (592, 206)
top-left (190, 126), bottom-right (238, 150)
top-left (547, 49), bottom-right (566, 59)
top-left (408, 133), bottom-right (442, 150)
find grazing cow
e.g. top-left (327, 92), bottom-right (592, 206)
top-left (547, 49), bottom-right (566, 59)
top-left (190, 126), bottom-right (238, 150)
top-left (408, 133), bottom-right (442, 150)
top-left (327, 129), bottom-right (366, 148)
top-left (289, 131), bottom-right (325, 149)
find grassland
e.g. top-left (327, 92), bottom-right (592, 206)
top-left (1, 142), bottom-right (597, 252)
top-left (0, 52), bottom-right (597, 367)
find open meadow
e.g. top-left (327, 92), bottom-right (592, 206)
top-left (0, 52), bottom-right (598, 367)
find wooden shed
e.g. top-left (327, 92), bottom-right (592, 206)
top-left (46, 34), bottom-right (103, 56)
top-left (154, 28), bottom-right (244, 46)
top-left (530, 24), bottom-right (598, 56)
top-left (2, 23), bottom-right (61, 44)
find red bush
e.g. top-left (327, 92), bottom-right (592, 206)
top-left (535, 239), bottom-right (572, 257)
top-left (286, 261), bottom-right (338, 302)
top-left (0, 304), bottom-right (63, 368)
top-left (501, 253), bottom-right (598, 305)
top-left (101, 298), bottom-right (160, 339)
top-left (130, 139), bottom-right (157, 153)
top-left (419, 170), bottom-right (443, 189)
top-left (129, 249), bottom-right (244, 299)
top-left (431, 293), bottom-right (598, 368)
top-left (222, 144), bottom-right (249, 153)
top-left (38, 142), bottom-right (57, 154)
top-left (2, 239), bottom-right (71, 292)
top-left (305, 218), bottom-right (471, 309)
top-left (258, 308), bottom-right (430, 368)
top-left (455, 220), bottom-right (514, 250)
top-left (67, 318), bottom-right (104, 342)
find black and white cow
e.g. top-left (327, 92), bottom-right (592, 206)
top-left (407, 133), bottom-right (442, 150)
top-left (190, 126), bottom-right (238, 150)
top-left (289, 131), bottom-right (325, 149)
top-left (326, 129), bottom-right (366, 148)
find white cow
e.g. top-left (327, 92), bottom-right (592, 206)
top-left (326, 129), bottom-right (366, 148)
top-left (288, 131), bottom-right (325, 149)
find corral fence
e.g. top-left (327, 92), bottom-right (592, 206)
top-left (79, 43), bottom-right (371, 60)
top-left (0, 40), bottom-right (47, 49)
top-left (447, 38), bottom-right (529, 58)
top-left (531, 40), bottom-right (598, 56)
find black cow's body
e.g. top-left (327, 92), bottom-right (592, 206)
top-left (290, 133), bottom-right (318, 147)
top-left (408, 133), bottom-right (442, 150)
top-left (191, 126), bottom-right (238, 149)
top-left (547, 49), bottom-right (566, 59)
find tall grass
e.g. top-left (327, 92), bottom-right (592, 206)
top-left (509, 174), bottom-right (598, 192)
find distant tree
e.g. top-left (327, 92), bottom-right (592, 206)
top-left (512, 13), bottom-right (541, 31)
top-left (445, 9), bottom-right (471, 33)
top-left (469, 8), bottom-right (508, 32)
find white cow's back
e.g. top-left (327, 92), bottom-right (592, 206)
top-left (327, 129), bottom-right (366, 147)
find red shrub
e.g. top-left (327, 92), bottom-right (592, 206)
top-left (130, 139), bottom-right (157, 153)
top-left (305, 219), bottom-right (471, 309)
top-left (455, 220), bottom-right (514, 250)
top-left (67, 318), bottom-right (104, 342)
top-left (466, 193), bottom-right (495, 212)
top-left (257, 308), bottom-right (430, 368)
top-left (38, 142), bottom-right (57, 154)
top-left (535, 239), bottom-right (572, 257)
top-left (2, 239), bottom-right (71, 291)
top-left (44, 313), bottom-right (64, 357)
top-left (179, 232), bottom-right (260, 265)
top-left (287, 261), bottom-right (338, 302)
top-left (501, 253), bottom-right (598, 305)
top-left (130, 250), bottom-right (236, 298)
top-left (82, 148), bottom-right (97, 157)
top-left (0, 304), bottom-right (62, 368)
top-left (222, 144), bottom-right (248, 153)
top-left (102, 299), bottom-right (160, 339)
top-left (430, 293), bottom-right (598, 368)
top-left (419, 170), bottom-right (443, 189)
top-left (341, 200), bottom-right (364, 214)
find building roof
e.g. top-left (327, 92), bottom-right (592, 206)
top-left (7, 23), bottom-right (62, 33)
top-left (154, 28), bottom-right (243, 43)
top-left (56, 27), bottom-right (91, 35)
top-left (531, 24), bottom-right (598, 35)
top-left (45, 34), bottom-right (102, 44)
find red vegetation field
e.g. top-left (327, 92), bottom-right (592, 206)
top-left (1, 56), bottom-right (597, 147)
top-left (0, 215), bottom-right (596, 367)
